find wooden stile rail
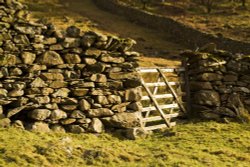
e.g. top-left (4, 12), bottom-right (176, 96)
top-left (137, 66), bottom-right (189, 131)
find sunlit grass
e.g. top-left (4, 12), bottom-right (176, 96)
top-left (0, 122), bottom-right (249, 166)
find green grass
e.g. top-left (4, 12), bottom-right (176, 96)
top-left (0, 122), bottom-right (249, 167)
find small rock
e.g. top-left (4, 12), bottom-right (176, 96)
top-left (64, 53), bottom-right (81, 64)
top-left (90, 74), bottom-right (107, 83)
top-left (66, 26), bottom-right (80, 37)
top-left (21, 52), bottom-right (36, 64)
top-left (50, 109), bottom-right (67, 120)
top-left (79, 99), bottom-right (91, 111)
top-left (52, 88), bottom-right (70, 97)
top-left (67, 125), bottom-right (85, 133)
top-left (125, 87), bottom-right (142, 102)
top-left (50, 124), bottom-right (66, 133)
top-left (36, 51), bottom-right (64, 65)
top-left (29, 109), bottom-right (51, 120)
top-left (88, 118), bottom-right (104, 133)
top-left (40, 73), bottom-right (64, 81)
top-left (11, 120), bottom-right (25, 129)
top-left (87, 108), bottom-right (114, 118)
top-left (26, 122), bottom-right (51, 132)
top-left (30, 77), bottom-right (47, 88)
top-left (70, 110), bottom-right (86, 119)
top-left (0, 118), bottom-right (11, 128)
top-left (72, 88), bottom-right (89, 96)
top-left (60, 118), bottom-right (76, 125)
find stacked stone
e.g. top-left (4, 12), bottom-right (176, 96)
top-left (182, 50), bottom-right (250, 120)
top-left (0, 0), bottom-right (143, 133)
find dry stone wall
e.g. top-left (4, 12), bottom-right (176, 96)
top-left (0, 0), bottom-right (143, 133)
top-left (182, 50), bottom-right (250, 121)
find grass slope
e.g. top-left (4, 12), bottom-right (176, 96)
top-left (0, 122), bottom-right (249, 167)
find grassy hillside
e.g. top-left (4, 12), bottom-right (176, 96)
top-left (22, 0), bottom-right (185, 67)
top-left (119, 0), bottom-right (250, 43)
top-left (0, 122), bottom-right (249, 167)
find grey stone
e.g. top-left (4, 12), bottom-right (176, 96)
top-left (44, 37), bottom-right (57, 45)
top-left (193, 90), bottom-right (221, 106)
top-left (84, 48), bottom-right (103, 58)
top-left (83, 58), bottom-right (97, 65)
top-left (48, 81), bottom-right (67, 88)
top-left (102, 112), bottom-right (142, 128)
top-left (52, 88), bottom-right (70, 97)
top-left (0, 89), bottom-right (8, 97)
top-left (95, 96), bottom-right (109, 105)
top-left (64, 53), bottom-right (81, 64)
top-left (125, 128), bottom-right (148, 140)
top-left (223, 75), bottom-right (238, 82)
top-left (109, 72), bottom-right (139, 80)
top-left (190, 82), bottom-right (213, 91)
top-left (31, 96), bottom-right (50, 104)
top-left (60, 118), bottom-right (76, 125)
top-left (36, 51), bottom-right (64, 65)
top-left (72, 88), bottom-right (89, 96)
top-left (0, 54), bottom-right (17, 66)
top-left (11, 120), bottom-right (25, 129)
top-left (88, 118), bottom-right (104, 133)
top-left (27, 122), bottom-right (51, 132)
top-left (0, 118), bottom-right (11, 128)
top-left (90, 74), bottom-right (107, 83)
top-left (197, 73), bottom-right (223, 81)
top-left (124, 78), bottom-right (141, 88)
top-left (7, 106), bottom-right (26, 118)
top-left (63, 38), bottom-right (80, 48)
top-left (111, 103), bottom-right (129, 113)
top-left (88, 108), bottom-right (114, 118)
top-left (50, 109), bottom-right (67, 120)
top-left (60, 105), bottom-right (78, 111)
top-left (9, 68), bottom-right (22, 76)
top-left (66, 26), bottom-right (80, 37)
top-left (30, 77), bottom-right (47, 88)
top-left (70, 110), bottom-right (86, 119)
top-left (28, 65), bottom-right (47, 72)
top-left (40, 73), bottom-right (64, 81)
top-left (127, 102), bottom-right (143, 111)
top-left (67, 125), bottom-right (85, 133)
top-left (29, 109), bottom-right (51, 120)
top-left (100, 54), bottom-right (125, 63)
top-left (50, 124), bottom-right (66, 133)
top-left (79, 99), bottom-right (91, 111)
top-left (107, 95), bottom-right (122, 104)
top-left (125, 87), bottom-right (142, 102)
top-left (8, 89), bottom-right (24, 97)
top-left (86, 63), bottom-right (106, 73)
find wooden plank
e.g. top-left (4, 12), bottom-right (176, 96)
top-left (158, 69), bottom-right (187, 113)
top-left (142, 94), bottom-right (174, 100)
top-left (142, 103), bottom-right (179, 112)
top-left (143, 76), bottom-right (161, 126)
top-left (137, 68), bottom-right (185, 73)
top-left (141, 79), bottom-right (172, 128)
top-left (142, 113), bottom-right (179, 122)
top-left (144, 82), bottom-right (178, 87)
top-left (144, 122), bottom-right (176, 131)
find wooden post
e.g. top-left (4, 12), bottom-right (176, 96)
top-left (182, 58), bottom-right (191, 114)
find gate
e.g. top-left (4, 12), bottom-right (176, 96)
top-left (137, 65), bottom-right (190, 131)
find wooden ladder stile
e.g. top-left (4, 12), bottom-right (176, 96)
top-left (157, 69), bottom-right (187, 114)
top-left (138, 66), bottom-right (187, 131)
top-left (141, 78), bottom-right (172, 128)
